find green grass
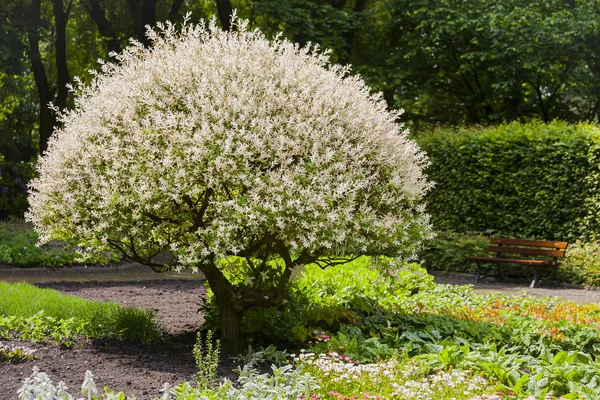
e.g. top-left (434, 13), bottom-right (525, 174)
top-left (0, 282), bottom-right (163, 344)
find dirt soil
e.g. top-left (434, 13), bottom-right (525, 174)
top-left (0, 279), bottom-right (239, 399)
top-left (1, 269), bottom-right (599, 399)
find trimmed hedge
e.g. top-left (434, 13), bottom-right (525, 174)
top-left (417, 121), bottom-right (600, 241)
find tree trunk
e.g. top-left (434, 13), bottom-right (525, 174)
top-left (168, 0), bottom-right (185, 22)
top-left (52, 0), bottom-right (70, 115)
top-left (84, 0), bottom-right (122, 54)
top-left (215, 0), bottom-right (234, 30)
top-left (140, 0), bottom-right (157, 45)
top-left (27, 0), bottom-right (54, 156)
top-left (219, 302), bottom-right (243, 355)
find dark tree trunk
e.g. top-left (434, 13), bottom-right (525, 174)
top-left (168, 0), bottom-right (185, 22)
top-left (84, 0), bottom-right (122, 53)
top-left (215, 0), bottom-right (234, 30)
top-left (52, 0), bottom-right (70, 115)
top-left (27, 0), bottom-right (54, 156)
top-left (338, 0), bottom-right (367, 65)
top-left (140, 0), bottom-right (157, 45)
top-left (219, 301), bottom-right (244, 355)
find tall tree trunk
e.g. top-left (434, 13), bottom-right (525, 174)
top-left (338, 0), bottom-right (368, 65)
top-left (52, 0), bottom-right (70, 115)
top-left (27, 0), bottom-right (54, 156)
top-left (168, 0), bottom-right (185, 22)
top-left (140, 0), bottom-right (157, 45)
top-left (215, 0), bottom-right (234, 30)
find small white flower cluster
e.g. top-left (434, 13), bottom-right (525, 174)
top-left (27, 14), bottom-right (432, 271)
top-left (295, 351), bottom-right (491, 400)
top-left (390, 369), bottom-right (488, 399)
top-left (293, 351), bottom-right (417, 384)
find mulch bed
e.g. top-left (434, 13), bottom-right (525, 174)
top-left (0, 280), bottom-right (239, 399)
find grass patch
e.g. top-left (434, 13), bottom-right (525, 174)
top-left (0, 282), bottom-right (163, 344)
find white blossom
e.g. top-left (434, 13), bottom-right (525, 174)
top-left (27, 17), bottom-right (432, 271)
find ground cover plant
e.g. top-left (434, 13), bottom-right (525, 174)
top-left (0, 282), bottom-right (162, 345)
top-left (26, 17), bottom-right (432, 352)
top-left (0, 220), bottom-right (121, 267)
top-left (200, 258), bottom-right (600, 398)
top-left (12, 259), bottom-right (600, 398)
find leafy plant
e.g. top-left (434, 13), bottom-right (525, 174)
top-left (247, 344), bottom-right (291, 367)
top-left (0, 341), bottom-right (35, 363)
top-left (193, 330), bottom-right (221, 389)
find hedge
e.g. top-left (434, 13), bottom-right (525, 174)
top-left (416, 121), bottom-right (600, 241)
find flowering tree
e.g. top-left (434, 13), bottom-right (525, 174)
top-left (27, 17), bottom-right (432, 352)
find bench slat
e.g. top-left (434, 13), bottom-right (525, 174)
top-left (491, 237), bottom-right (568, 249)
top-left (468, 256), bottom-right (557, 266)
top-left (487, 245), bottom-right (565, 258)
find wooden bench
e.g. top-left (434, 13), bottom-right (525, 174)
top-left (467, 238), bottom-right (568, 288)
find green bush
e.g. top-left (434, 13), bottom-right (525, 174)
top-left (416, 121), bottom-right (600, 241)
top-left (0, 221), bottom-right (121, 267)
top-left (0, 159), bottom-right (35, 219)
top-left (201, 258), bottom-right (436, 347)
top-left (559, 240), bottom-right (600, 287)
top-left (419, 231), bottom-right (489, 274)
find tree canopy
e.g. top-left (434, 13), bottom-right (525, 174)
top-left (3, 0), bottom-right (600, 163)
top-left (26, 19), bottom-right (432, 350)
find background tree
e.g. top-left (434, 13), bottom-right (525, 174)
top-left (26, 20), bottom-right (432, 352)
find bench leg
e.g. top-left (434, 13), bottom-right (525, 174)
top-left (496, 263), bottom-right (503, 281)
top-left (530, 268), bottom-right (539, 289)
top-left (476, 262), bottom-right (482, 283)
top-left (553, 265), bottom-right (558, 287)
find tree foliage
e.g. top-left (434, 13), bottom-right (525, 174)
top-left (3, 0), bottom-right (600, 165)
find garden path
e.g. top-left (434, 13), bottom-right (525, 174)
top-left (432, 270), bottom-right (600, 304)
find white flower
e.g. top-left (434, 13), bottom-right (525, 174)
top-left (27, 16), bottom-right (432, 284)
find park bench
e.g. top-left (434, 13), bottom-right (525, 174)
top-left (467, 238), bottom-right (568, 288)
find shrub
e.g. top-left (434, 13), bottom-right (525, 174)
top-left (559, 240), bottom-right (600, 287)
top-left (0, 159), bottom-right (35, 219)
top-left (27, 17), bottom-right (432, 351)
top-left (0, 220), bottom-right (121, 267)
top-left (416, 121), bottom-right (600, 241)
top-left (419, 231), bottom-right (489, 274)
